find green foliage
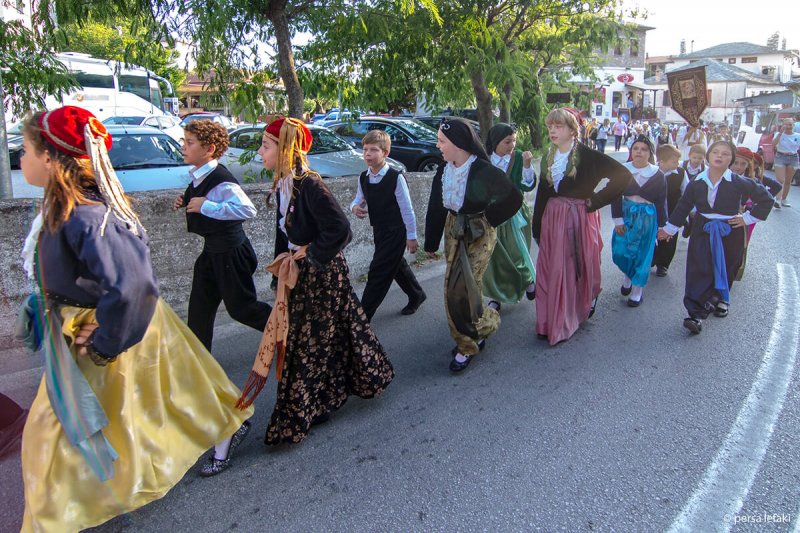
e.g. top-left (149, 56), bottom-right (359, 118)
top-left (0, 19), bottom-right (75, 117)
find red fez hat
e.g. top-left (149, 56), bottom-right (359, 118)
top-left (38, 106), bottom-right (112, 158)
top-left (562, 106), bottom-right (585, 127)
top-left (753, 152), bottom-right (764, 166)
top-left (735, 146), bottom-right (754, 161)
top-left (264, 117), bottom-right (313, 153)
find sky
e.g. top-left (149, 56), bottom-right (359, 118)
top-left (625, 0), bottom-right (797, 57)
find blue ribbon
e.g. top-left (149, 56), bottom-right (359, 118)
top-left (703, 219), bottom-right (732, 303)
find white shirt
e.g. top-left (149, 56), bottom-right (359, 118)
top-left (350, 163), bottom-right (418, 240)
top-left (550, 144), bottom-right (573, 193)
top-left (277, 175), bottom-right (300, 250)
top-left (490, 152), bottom-right (536, 188)
top-left (774, 131), bottom-right (800, 155)
top-left (663, 169), bottom-right (760, 235)
top-left (190, 159), bottom-right (257, 221)
top-left (442, 155), bottom-right (476, 212)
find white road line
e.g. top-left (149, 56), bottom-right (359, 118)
top-left (668, 263), bottom-right (800, 533)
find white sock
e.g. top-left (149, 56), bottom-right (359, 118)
top-left (454, 352), bottom-right (469, 363)
top-left (630, 286), bottom-right (643, 302)
top-left (623, 276), bottom-right (632, 289)
top-left (487, 300), bottom-right (500, 310)
top-left (526, 283), bottom-right (536, 293)
top-left (214, 437), bottom-right (232, 460)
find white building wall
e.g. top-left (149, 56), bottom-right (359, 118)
top-left (0, 0), bottom-right (32, 28)
top-left (588, 66), bottom-right (647, 120)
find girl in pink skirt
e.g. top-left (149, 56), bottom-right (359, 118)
top-left (531, 108), bottom-right (632, 344)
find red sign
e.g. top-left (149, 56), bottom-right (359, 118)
top-left (617, 73), bottom-right (634, 83)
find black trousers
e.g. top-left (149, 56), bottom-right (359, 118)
top-left (614, 135), bottom-right (623, 150)
top-left (652, 235), bottom-right (678, 269)
top-left (188, 237), bottom-right (272, 350)
top-left (360, 225), bottom-right (425, 320)
top-left (683, 219), bottom-right (745, 319)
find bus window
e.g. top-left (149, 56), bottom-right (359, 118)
top-left (74, 71), bottom-right (115, 89)
top-left (149, 81), bottom-right (163, 110)
top-left (118, 75), bottom-right (151, 102)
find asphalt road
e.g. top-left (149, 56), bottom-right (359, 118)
top-left (2, 149), bottom-right (800, 532)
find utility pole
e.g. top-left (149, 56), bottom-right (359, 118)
top-left (0, 69), bottom-right (14, 200)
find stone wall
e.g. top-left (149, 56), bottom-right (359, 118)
top-left (0, 173), bottom-right (436, 349)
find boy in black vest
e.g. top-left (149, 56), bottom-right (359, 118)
top-left (351, 130), bottom-right (426, 320)
top-left (174, 120), bottom-right (271, 350)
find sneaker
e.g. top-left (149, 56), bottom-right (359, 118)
top-left (775, 201), bottom-right (782, 209)
top-left (782, 200), bottom-right (791, 207)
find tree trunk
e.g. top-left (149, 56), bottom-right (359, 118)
top-left (269, 2), bottom-right (304, 119)
top-left (499, 82), bottom-right (512, 124)
top-left (469, 68), bottom-right (493, 142)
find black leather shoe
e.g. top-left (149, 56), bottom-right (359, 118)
top-left (401, 292), bottom-right (427, 315)
top-left (683, 317), bottom-right (702, 334)
top-left (449, 354), bottom-right (472, 372)
top-left (627, 296), bottom-right (643, 308)
top-left (620, 285), bottom-right (632, 296)
top-left (656, 266), bottom-right (668, 277)
top-left (525, 286), bottom-right (536, 301)
top-left (714, 302), bottom-right (729, 318)
top-left (588, 296), bottom-right (599, 318)
top-left (487, 300), bottom-right (501, 311)
top-left (536, 333), bottom-right (548, 341)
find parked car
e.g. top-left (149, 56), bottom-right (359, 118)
top-left (7, 122), bottom-right (22, 170)
top-left (415, 116), bottom-right (481, 136)
top-left (315, 110), bottom-right (354, 128)
top-left (221, 124), bottom-right (406, 182)
top-left (180, 112), bottom-right (235, 132)
top-left (328, 117), bottom-right (443, 172)
top-left (104, 125), bottom-right (192, 191)
top-left (103, 114), bottom-right (185, 144)
top-left (737, 107), bottom-right (800, 169)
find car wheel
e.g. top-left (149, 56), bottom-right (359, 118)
top-left (417, 157), bottom-right (442, 173)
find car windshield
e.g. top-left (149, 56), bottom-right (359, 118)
top-left (181, 115), bottom-right (216, 126)
top-left (392, 120), bottom-right (438, 141)
top-left (103, 116), bottom-right (145, 126)
top-left (310, 129), bottom-right (353, 154)
top-left (108, 134), bottom-right (186, 169)
top-left (8, 122), bottom-right (23, 135)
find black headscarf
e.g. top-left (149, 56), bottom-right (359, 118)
top-left (441, 117), bottom-right (489, 161)
top-left (629, 134), bottom-right (655, 164)
top-left (485, 123), bottom-right (516, 156)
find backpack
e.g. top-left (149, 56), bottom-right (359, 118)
top-left (589, 127), bottom-right (599, 141)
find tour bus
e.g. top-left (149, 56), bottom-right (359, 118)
top-left (45, 52), bottom-right (175, 120)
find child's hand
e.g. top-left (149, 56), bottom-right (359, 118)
top-left (406, 239), bottom-right (418, 254)
top-left (74, 323), bottom-right (99, 358)
top-left (352, 205), bottom-right (368, 219)
top-left (174, 194), bottom-right (185, 209)
top-left (522, 151), bottom-right (533, 168)
top-left (657, 228), bottom-right (672, 241)
top-left (727, 214), bottom-right (746, 228)
top-left (614, 224), bottom-right (626, 236)
top-left (186, 197), bottom-right (206, 213)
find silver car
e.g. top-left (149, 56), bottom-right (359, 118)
top-left (104, 125), bottom-right (192, 191)
top-left (221, 124), bottom-right (406, 182)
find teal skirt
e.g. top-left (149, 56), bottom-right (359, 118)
top-left (611, 198), bottom-right (658, 287)
top-left (482, 203), bottom-right (536, 303)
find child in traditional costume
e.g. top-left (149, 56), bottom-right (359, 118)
top-left (175, 120), bottom-right (271, 351)
top-left (651, 144), bottom-right (688, 277)
top-left (611, 135), bottom-right (667, 307)
top-left (17, 106), bottom-right (252, 531)
top-left (657, 141), bottom-right (773, 334)
top-left (730, 146), bottom-right (780, 242)
top-left (424, 118), bottom-right (522, 372)
top-left (237, 117), bottom-right (394, 444)
top-left (351, 129), bottom-right (425, 320)
top-left (532, 108), bottom-right (631, 345)
top-left (482, 123), bottom-right (537, 311)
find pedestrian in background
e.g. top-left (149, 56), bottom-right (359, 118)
top-left (772, 118), bottom-right (800, 208)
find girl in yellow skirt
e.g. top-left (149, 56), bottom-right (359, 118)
top-left (17, 106), bottom-right (253, 532)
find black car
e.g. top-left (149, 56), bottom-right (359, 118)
top-left (328, 117), bottom-right (443, 172)
top-left (416, 116), bottom-right (481, 136)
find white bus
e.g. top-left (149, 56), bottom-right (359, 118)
top-left (45, 52), bottom-right (175, 120)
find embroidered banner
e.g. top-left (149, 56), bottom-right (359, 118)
top-left (667, 66), bottom-right (707, 127)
